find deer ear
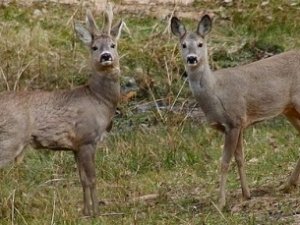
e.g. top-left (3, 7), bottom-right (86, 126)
top-left (171, 17), bottom-right (186, 38)
top-left (197, 15), bottom-right (212, 37)
top-left (111, 20), bottom-right (123, 40)
top-left (74, 21), bottom-right (92, 46)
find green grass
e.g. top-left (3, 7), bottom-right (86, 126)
top-left (1, 1), bottom-right (300, 224)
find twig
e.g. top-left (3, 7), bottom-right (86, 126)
top-left (80, 212), bottom-right (125, 219)
top-left (0, 66), bottom-right (10, 91)
top-left (163, 6), bottom-right (177, 35)
top-left (211, 200), bottom-right (229, 224)
top-left (66, 2), bottom-right (82, 26)
top-left (51, 191), bottom-right (56, 225)
top-left (147, 84), bottom-right (164, 122)
top-left (122, 21), bottom-right (131, 37)
top-left (150, 23), bottom-right (159, 36)
top-left (11, 189), bottom-right (15, 225)
top-left (170, 213), bottom-right (188, 224)
top-left (170, 77), bottom-right (188, 111)
top-left (14, 207), bottom-right (28, 225)
top-left (179, 112), bottom-right (191, 133)
top-left (171, 43), bottom-right (178, 64)
top-left (131, 193), bottom-right (159, 203)
top-left (41, 178), bottom-right (68, 186)
top-left (128, 98), bottom-right (168, 110)
top-left (13, 59), bottom-right (34, 91)
top-left (119, 52), bottom-right (129, 60)
top-left (99, 212), bottom-right (125, 216)
top-left (164, 56), bottom-right (172, 87)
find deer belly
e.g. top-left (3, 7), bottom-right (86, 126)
top-left (246, 106), bottom-right (283, 126)
top-left (30, 129), bottom-right (75, 150)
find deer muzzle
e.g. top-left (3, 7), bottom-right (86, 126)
top-left (186, 55), bottom-right (198, 65)
top-left (100, 52), bottom-right (113, 65)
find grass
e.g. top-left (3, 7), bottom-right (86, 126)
top-left (1, 0), bottom-right (300, 224)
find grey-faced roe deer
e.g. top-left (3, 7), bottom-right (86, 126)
top-left (171, 14), bottom-right (300, 209)
top-left (0, 5), bottom-right (123, 216)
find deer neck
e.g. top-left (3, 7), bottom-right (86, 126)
top-left (87, 67), bottom-right (120, 110)
top-left (186, 55), bottom-right (215, 94)
top-left (186, 57), bottom-right (221, 118)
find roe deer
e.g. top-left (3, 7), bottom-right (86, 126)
top-left (0, 5), bottom-right (123, 216)
top-left (171, 14), bottom-right (300, 209)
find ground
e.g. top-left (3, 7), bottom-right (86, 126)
top-left (1, 0), bottom-right (300, 224)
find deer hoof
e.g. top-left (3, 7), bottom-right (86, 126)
top-left (83, 208), bottom-right (91, 217)
top-left (218, 198), bottom-right (226, 210)
top-left (242, 189), bottom-right (251, 200)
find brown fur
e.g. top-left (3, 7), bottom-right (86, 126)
top-left (171, 15), bottom-right (300, 209)
top-left (0, 6), bottom-right (123, 216)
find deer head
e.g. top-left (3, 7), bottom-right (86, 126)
top-left (74, 4), bottom-right (123, 71)
top-left (171, 15), bottom-right (212, 68)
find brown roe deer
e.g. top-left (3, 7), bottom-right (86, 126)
top-left (0, 5), bottom-right (123, 216)
top-left (171, 14), bottom-right (300, 209)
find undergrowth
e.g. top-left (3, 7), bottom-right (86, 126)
top-left (1, 1), bottom-right (300, 224)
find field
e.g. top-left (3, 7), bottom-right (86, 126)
top-left (1, 0), bottom-right (300, 224)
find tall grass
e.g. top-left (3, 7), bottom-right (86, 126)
top-left (1, 1), bottom-right (300, 224)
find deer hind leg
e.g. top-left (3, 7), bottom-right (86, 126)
top-left (219, 127), bottom-right (241, 209)
top-left (283, 110), bottom-right (300, 190)
top-left (14, 144), bottom-right (27, 164)
top-left (0, 122), bottom-right (30, 168)
top-left (75, 144), bottom-right (98, 217)
top-left (0, 139), bottom-right (26, 168)
top-left (234, 130), bottom-right (251, 199)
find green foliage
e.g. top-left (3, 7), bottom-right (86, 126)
top-left (1, 1), bottom-right (300, 224)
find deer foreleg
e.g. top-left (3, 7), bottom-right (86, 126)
top-left (219, 127), bottom-right (240, 209)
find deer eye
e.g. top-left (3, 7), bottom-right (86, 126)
top-left (182, 43), bottom-right (187, 48)
top-left (198, 43), bottom-right (203, 48)
top-left (111, 43), bottom-right (116, 48)
top-left (91, 46), bottom-right (98, 51)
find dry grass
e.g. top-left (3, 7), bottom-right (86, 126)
top-left (1, 1), bottom-right (300, 224)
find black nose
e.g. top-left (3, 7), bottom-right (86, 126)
top-left (187, 56), bottom-right (198, 64)
top-left (100, 53), bottom-right (112, 62)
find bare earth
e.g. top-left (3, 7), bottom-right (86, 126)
top-left (1, 0), bottom-right (202, 19)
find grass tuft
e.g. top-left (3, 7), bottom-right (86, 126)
top-left (1, 1), bottom-right (300, 224)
